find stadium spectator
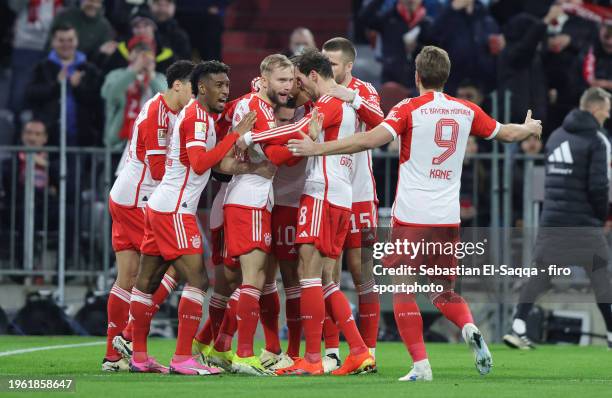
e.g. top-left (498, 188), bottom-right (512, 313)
top-left (96, 8), bottom-right (176, 74)
top-left (357, 0), bottom-right (433, 91)
top-left (175, 0), bottom-right (230, 61)
top-left (103, 0), bottom-right (146, 38)
top-left (429, 0), bottom-right (501, 95)
top-left (101, 35), bottom-right (166, 151)
top-left (497, 12), bottom-right (549, 126)
top-left (582, 23), bottom-right (612, 91)
top-left (7, 0), bottom-right (66, 120)
top-left (50, 0), bottom-right (113, 59)
top-left (25, 23), bottom-right (102, 147)
top-left (512, 135), bottom-right (544, 226)
top-left (504, 87), bottom-right (612, 350)
top-left (284, 27), bottom-right (316, 57)
top-left (150, 0), bottom-right (191, 61)
top-left (1, 120), bottom-right (59, 268)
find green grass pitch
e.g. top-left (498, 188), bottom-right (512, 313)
top-left (0, 336), bottom-right (610, 398)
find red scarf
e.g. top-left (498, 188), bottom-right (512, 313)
top-left (396, 2), bottom-right (427, 30)
top-left (18, 152), bottom-right (49, 189)
top-left (119, 74), bottom-right (151, 141)
top-left (28, 0), bottom-right (63, 23)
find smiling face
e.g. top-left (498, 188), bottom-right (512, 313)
top-left (262, 66), bottom-right (294, 106)
top-left (200, 72), bottom-right (230, 113)
top-left (21, 121), bottom-right (48, 147)
top-left (52, 28), bottom-right (78, 61)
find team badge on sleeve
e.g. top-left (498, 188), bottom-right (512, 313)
top-left (194, 121), bottom-right (207, 140)
top-left (157, 129), bottom-right (167, 146)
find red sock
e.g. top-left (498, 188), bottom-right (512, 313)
top-left (130, 288), bottom-right (155, 363)
top-left (123, 273), bottom-right (177, 342)
top-left (393, 293), bottom-right (427, 362)
top-left (300, 278), bottom-right (324, 363)
top-left (196, 318), bottom-right (213, 345)
top-left (324, 283), bottom-right (367, 356)
top-left (431, 290), bottom-right (474, 329)
top-left (323, 312), bottom-right (340, 351)
top-left (284, 286), bottom-right (301, 358)
top-left (357, 279), bottom-right (380, 349)
top-left (236, 285), bottom-right (261, 358)
top-left (153, 273), bottom-right (177, 310)
top-left (105, 284), bottom-right (131, 360)
top-left (214, 289), bottom-right (239, 352)
top-left (174, 285), bottom-right (204, 358)
top-left (195, 293), bottom-right (228, 344)
top-left (260, 283), bottom-right (281, 354)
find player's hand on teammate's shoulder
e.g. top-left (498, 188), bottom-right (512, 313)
top-left (235, 111), bottom-right (257, 136)
top-left (524, 109), bottom-right (543, 140)
top-left (251, 160), bottom-right (277, 179)
top-left (288, 132), bottom-right (318, 157)
top-left (328, 85), bottom-right (356, 103)
top-left (308, 108), bottom-right (323, 140)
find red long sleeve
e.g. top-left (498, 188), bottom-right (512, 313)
top-left (187, 132), bottom-right (239, 175)
top-left (263, 144), bottom-right (301, 166)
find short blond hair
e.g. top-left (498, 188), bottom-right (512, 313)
top-left (260, 54), bottom-right (293, 76)
top-left (415, 46), bottom-right (451, 90)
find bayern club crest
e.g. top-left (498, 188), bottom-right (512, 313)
top-left (191, 235), bottom-right (201, 249)
top-left (264, 232), bottom-right (272, 247)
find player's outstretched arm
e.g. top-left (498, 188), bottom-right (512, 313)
top-left (496, 110), bottom-right (542, 143)
top-left (287, 124), bottom-right (394, 157)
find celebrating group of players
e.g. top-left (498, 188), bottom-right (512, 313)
top-left (103, 36), bottom-right (543, 381)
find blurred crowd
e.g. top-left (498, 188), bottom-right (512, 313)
top-left (0, 0), bottom-right (609, 233)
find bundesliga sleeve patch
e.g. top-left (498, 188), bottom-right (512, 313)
top-left (194, 121), bottom-right (207, 140)
top-left (157, 129), bottom-right (167, 146)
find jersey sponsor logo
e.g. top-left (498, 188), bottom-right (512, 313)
top-left (191, 234), bottom-right (201, 249)
top-left (264, 232), bottom-right (272, 247)
top-left (194, 121), bottom-right (207, 140)
top-left (157, 128), bottom-right (167, 146)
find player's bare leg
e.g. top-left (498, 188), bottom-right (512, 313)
top-left (428, 278), bottom-right (492, 376)
top-left (103, 249), bottom-right (139, 371)
top-left (128, 254), bottom-right (171, 373)
top-left (167, 254), bottom-right (220, 375)
top-left (321, 257), bottom-right (375, 376)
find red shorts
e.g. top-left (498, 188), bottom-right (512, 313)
top-left (295, 195), bottom-right (350, 259)
top-left (272, 205), bottom-right (299, 261)
top-left (344, 201), bottom-right (378, 249)
top-left (140, 207), bottom-right (203, 261)
top-left (109, 199), bottom-right (145, 252)
top-left (211, 226), bottom-right (240, 268)
top-left (224, 205), bottom-right (272, 258)
top-left (383, 220), bottom-right (460, 281)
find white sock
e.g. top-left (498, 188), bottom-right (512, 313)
top-left (413, 358), bottom-right (430, 369)
top-left (607, 331), bottom-right (612, 342)
top-left (325, 348), bottom-right (340, 357)
top-left (512, 318), bottom-right (527, 335)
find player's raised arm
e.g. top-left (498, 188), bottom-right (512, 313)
top-left (328, 83), bottom-right (384, 129)
top-left (288, 124), bottom-right (394, 157)
top-left (495, 110), bottom-right (543, 143)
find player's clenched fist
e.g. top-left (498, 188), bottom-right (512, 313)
top-left (524, 109), bottom-right (543, 140)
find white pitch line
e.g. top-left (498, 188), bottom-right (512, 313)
top-left (0, 341), bottom-right (105, 357)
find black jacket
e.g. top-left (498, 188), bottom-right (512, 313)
top-left (541, 109), bottom-right (610, 227)
top-left (156, 18), bottom-right (192, 61)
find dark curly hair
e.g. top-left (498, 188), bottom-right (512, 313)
top-left (190, 60), bottom-right (230, 96)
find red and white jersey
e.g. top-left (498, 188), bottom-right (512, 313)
top-left (110, 93), bottom-right (176, 208)
top-left (272, 103), bottom-right (311, 207)
top-left (381, 91), bottom-right (500, 225)
top-left (148, 99), bottom-right (217, 214)
top-left (224, 95), bottom-right (276, 210)
top-left (347, 77), bottom-right (384, 203)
